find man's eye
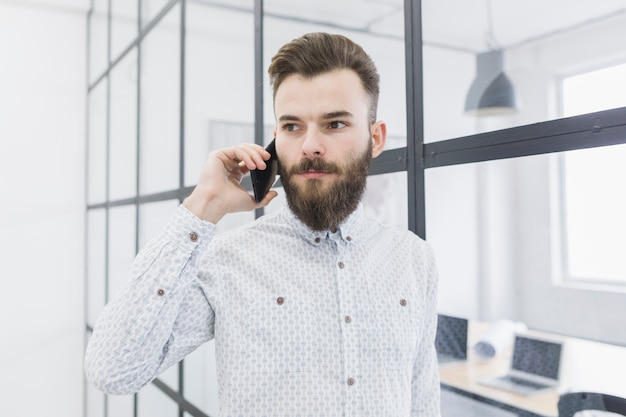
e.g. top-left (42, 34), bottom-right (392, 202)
top-left (283, 123), bottom-right (300, 132)
top-left (329, 121), bottom-right (347, 129)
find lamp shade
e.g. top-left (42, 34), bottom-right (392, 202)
top-left (465, 49), bottom-right (518, 116)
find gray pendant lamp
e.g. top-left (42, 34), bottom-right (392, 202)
top-left (465, 49), bottom-right (518, 116)
top-left (464, 0), bottom-right (518, 116)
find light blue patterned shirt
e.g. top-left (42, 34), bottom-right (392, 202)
top-left (85, 203), bottom-right (441, 417)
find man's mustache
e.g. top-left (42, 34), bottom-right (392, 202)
top-left (288, 158), bottom-right (341, 176)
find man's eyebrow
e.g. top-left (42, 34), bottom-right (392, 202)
top-left (278, 114), bottom-right (302, 123)
top-left (321, 110), bottom-right (353, 120)
top-left (277, 111), bottom-right (353, 123)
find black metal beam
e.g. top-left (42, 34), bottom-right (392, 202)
top-left (424, 106), bottom-right (626, 168)
top-left (254, 0), bottom-right (265, 220)
top-left (369, 147), bottom-right (408, 175)
top-left (404, 0), bottom-right (426, 239)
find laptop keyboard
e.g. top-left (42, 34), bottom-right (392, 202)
top-left (502, 375), bottom-right (550, 390)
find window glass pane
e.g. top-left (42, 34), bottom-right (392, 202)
top-left (563, 62), bottom-right (626, 117)
top-left (139, 4), bottom-right (180, 195)
top-left (108, 393), bottom-right (135, 417)
top-left (85, 365), bottom-right (106, 417)
top-left (561, 62), bottom-right (626, 284)
top-left (137, 382), bottom-right (178, 417)
top-left (422, 0), bottom-right (626, 143)
top-left (363, 171), bottom-right (407, 230)
top-left (141, 0), bottom-right (172, 29)
top-left (108, 205), bottom-right (137, 299)
top-left (88, 79), bottom-right (108, 205)
top-left (87, 209), bottom-right (106, 327)
top-left (561, 145), bottom-right (626, 283)
top-left (184, 2), bottom-right (255, 187)
top-left (138, 200), bottom-right (180, 248)
top-left (111, 0), bottom-right (138, 61)
top-left (184, 341), bottom-right (219, 417)
top-left (426, 163), bottom-right (481, 320)
top-left (263, 0), bottom-right (406, 150)
top-left (425, 155), bottom-right (626, 347)
top-left (89, 0), bottom-right (108, 83)
top-left (109, 47), bottom-right (138, 201)
top-left (159, 362), bottom-right (179, 390)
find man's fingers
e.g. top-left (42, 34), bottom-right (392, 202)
top-left (215, 144), bottom-right (270, 172)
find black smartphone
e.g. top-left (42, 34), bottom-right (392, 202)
top-left (250, 139), bottom-right (278, 203)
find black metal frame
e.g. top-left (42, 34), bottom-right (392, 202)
top-left (254, 0), bottom-right (265, 220)
top-left (404, 0), bottom-right (426, 238)
top-left (84, 0), bottom-right (626, 416)
top-left (424, 107), bottom-right (626, 169)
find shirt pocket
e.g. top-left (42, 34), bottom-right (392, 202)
top-left (243, 294), bottom-right (332, 374)
top-left (362, 297), bottom-right (421, 371)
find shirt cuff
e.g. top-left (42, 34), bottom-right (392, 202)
top-left (163, 204), bottom-right (217, 254)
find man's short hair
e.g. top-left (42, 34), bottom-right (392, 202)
top-left (268, 32), bottom-right (380, 123)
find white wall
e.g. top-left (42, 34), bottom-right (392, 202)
top-left (0, 2), bottom-right (87, 416)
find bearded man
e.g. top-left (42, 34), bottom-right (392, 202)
top-left (85, 32), bottom-right (441, 417)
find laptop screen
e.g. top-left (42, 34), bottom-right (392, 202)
top-left (511, 335), bottom-right (562, 379)
top-left (435, 314), bottom-right (468, 360)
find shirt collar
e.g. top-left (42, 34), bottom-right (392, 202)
top-left (281, 203), bottom-right (366, 246)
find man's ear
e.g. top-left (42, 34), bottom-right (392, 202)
top-left (371, 121), bottom-right (387, 158)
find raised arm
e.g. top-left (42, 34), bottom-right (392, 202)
top-left (84, 143), bottom-right (277, 395)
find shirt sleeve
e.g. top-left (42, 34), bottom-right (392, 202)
top-left (84, 204), bottom-right (217, 395)
top-left (411, 241), bottom-right (442, 417)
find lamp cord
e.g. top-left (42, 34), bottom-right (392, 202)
top-left (485, 0), bottom-right (499, 50)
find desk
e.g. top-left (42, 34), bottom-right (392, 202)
top-left (439, 321), bottom-right (626, 417)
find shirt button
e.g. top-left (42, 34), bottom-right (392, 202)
top-left (314, 237), bottom-right (321, 243)
top-left (276, 297), bottom-right (285, 305)
top-left (346, 236), bottom-right (352, 241)
top-left (344, 315), bottom-right (352, 324)
top-left (157, 289), bottom-right (165, 296)
top-left (400, 299), bottom-right (407, 306)
top-left (347, 377), bottom-right (355, 386)
top-left (189, 232), bottom-right (199, 242)
top-left (338, 261), bottom-right (345, 269)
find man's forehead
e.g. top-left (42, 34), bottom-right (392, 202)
top-left (273, 70), bottom-right (368, 120)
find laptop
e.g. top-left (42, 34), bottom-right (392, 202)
top-left (435, 314), bottom-right (469, 366)
top-left (479, 334), bottom-right (563, 396)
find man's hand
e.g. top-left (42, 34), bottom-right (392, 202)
top-left (183, 143), bottom-right (278, 223)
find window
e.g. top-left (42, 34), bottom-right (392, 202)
top-left (560, 63), bottom-right (626, 284)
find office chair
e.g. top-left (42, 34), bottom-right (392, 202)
top-left (558, 392), bottom-right (626, 417)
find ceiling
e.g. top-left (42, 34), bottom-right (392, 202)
top-left (23, 0), bottom-right (626, 54)
top-left (260, 0), bottom-right (626, 53)
top-left (4, 0), bottom-right (91, 11)
top-left (420, 0), bottom-right (626, 53)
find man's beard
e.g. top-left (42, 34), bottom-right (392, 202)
top-left (279, 144), bottom-right (372, 231)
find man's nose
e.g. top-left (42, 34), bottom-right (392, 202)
top-left (301, 128), bottom-right (325, 158)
